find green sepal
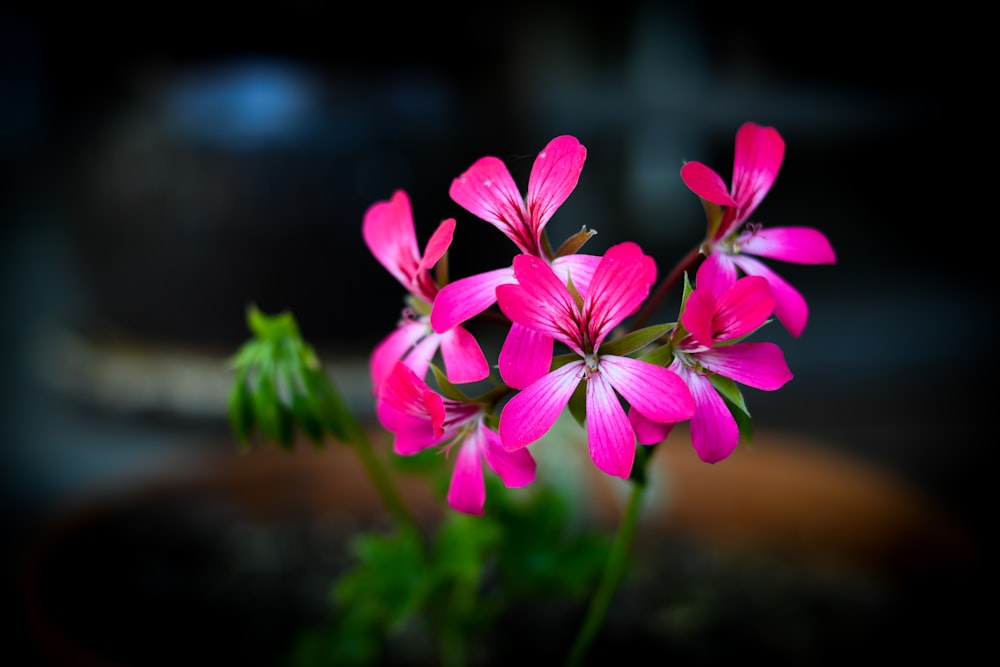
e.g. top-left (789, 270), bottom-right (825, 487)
top-left (639, 340), bottom-right (675, 368)
top-left (429, 362), bottom-right (473, 403)
top-left (554, 226), bottom-right (598, 257)
top-left (599, 323), bottom-right (672, 357)
top-left (567, 374), bottom-right (587, 426)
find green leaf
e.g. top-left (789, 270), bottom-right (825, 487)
top-left (227, 369), bottom-right (254, 447)
top-left (247, 304), bottom-right (300, 341)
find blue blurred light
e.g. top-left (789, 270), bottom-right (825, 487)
top-left (164, 58), bottom-right (323, 149)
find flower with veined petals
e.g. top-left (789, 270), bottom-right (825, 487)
top-left (363, 190), bottom-right (488, 394)
top-left (431, 136), bottom-right (603, 388)
top-left (680, 122), bottom-right (836, 337)
top-left (376, 361), bottom-right (536, 515)
top-left (495, 242), bottom-right (695, 479)
top-left (630, 260), bottom-right (793, 463)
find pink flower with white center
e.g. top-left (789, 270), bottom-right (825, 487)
top-left (495, 242), bottom-right (695, 479)
top-left (377, 361), bottom-right (536, 515)
top-left (680, 122), bottom-right (836, 337)
top-left (431, 135), bottom-right (602, 388)
top-left (363, 190), bottom-right (489, 394)
top-left (630, 261), bottom-right (793, 463)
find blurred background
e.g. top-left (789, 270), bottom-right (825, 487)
top-left (1, 2), bottom-right (993, 665)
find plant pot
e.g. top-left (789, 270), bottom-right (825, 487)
top-left (16, 428), bottom-right (976, 666)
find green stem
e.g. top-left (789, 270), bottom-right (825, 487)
top-left (565, 479), bottom-right (646, 667)
top-left (343, 417), bottom-right (424, 544)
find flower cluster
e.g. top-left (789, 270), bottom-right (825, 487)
top-left (365, 122), bottom-right (836, 515)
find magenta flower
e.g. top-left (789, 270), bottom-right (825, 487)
top-left (377, 361), bottom-right (536, 515)
top-left (630, 261), bottom-right (793, 463)
top-left (680, 122), bottom-right (836, 337)
top-left (430, 135), bottom-right (600, 337)
top-left (363, 190), bottom-right (489, 394)
top-left (495, 242), bottom-right (695, 479)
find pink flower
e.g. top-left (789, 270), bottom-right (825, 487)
top-left (630, 261), bottom-right (793, 463)
top-left (430, 136), bottom-right (600, 337)
top-left (363, 190), bottom-right (489, 394)
top-left (495, 242), bottom-right (695, 479)
top-left (377, 361), bottom-right (536, 515)
top-left (680, 122), bottom-right (836, 337)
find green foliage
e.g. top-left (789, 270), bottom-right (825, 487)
top-left (285, 479), bottom-right (608, 666)
top-left (227, 305), bottom-right (357, 449)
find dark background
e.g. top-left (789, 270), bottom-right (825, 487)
top-left (1, 2), bottom-right (993, 664)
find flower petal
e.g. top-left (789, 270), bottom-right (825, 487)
top-left (497, 255), bottom-right (581, 351)
top-left (585, 242), bottom-right (657, 348)
top-left (628, 407), bottom-right (676, 445)
top-left (686, 370), bottom-right (740, 463)
top-left (732, 255), bottom-right (810, 337)
top-left (430, 266), bottom-right (515, 333)
top-left (585, 373), bottom-right (636, 478)
top-left (680, 162), bottom-right (738, 206)
top-left (731, 122), bottom-right (784, 221)
top-left (499, 362), bottom-right (583, 450)
top-left (480, 425), bottom-right (536, 488)
top-left (498, 322), bottom-right (554, 390)
top-left (599, 355), bottom-right (695, 424)
top-left (449, 156), bottom-right (533, 253)
top-left (362, 190), bottom-right (420, 289)
top-left (740, 226), bottom-right (837, 264)
top-left (439, 325), bottom-right (490, 384)
top-left (418, 218), bottom-right (456, 272)
top-left (711, 275), bottom-right (774, 342)
top-left (697, 342), bottom-right (793, 391)
top-left (370, 321), bottom-right (425, 393)
top-left (551, 252), bottom-right (601, 297)
top-left (447, 436), bottom-right (486, 515)
top-left (526, 135), bottom-right (587, 238)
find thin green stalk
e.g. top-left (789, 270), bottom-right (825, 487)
top-left (565, 479), bottom-right (646, 667)
top-left (341, 416), bottom-right (425, 545)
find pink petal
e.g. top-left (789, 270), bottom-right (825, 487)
top-left (686, 370), bottom-right (740, 463)
top-left (370, 322), bottom-right (425, 393)
top-left (526, 135), bottom-right (587, 237)
top-left (585, 373), bottom-right (636, 479)
top-left (680, 162), bottom-right (738, 206)
top-left (430, 266), bottom-right (515, 333)
top-left (585, 242), bottom-right (657, 347)
top-left (480, 425), bottom-right (536, 488)
top-left (362, 190), bottom-right (420, 288)
top-left (732, 255), bottom-right (809, 337)
top-left (499, 362), bottom-right (583, 450)
top-left (731, 122), bottom-right (784, 219)
top-left (628, 407), bottom-right (676, 445)
top-left (496, 256), bottom-right (581, 351)
top-left (697, 342), bottom-right (793, 391)
top-left (449, 156), bottom-right (533, 253)
top-left (439, 325), bottom-right (490, 384)
top-left (739, 226), bottom-right (837, 264)
top-left (498, 323), bottom-right (554, 390)
top-left (400, 330), bottom-right (441, 384)
top-left (551, 253), bottom-right (601, 297)
top-left (447, 437), bottom-right (487, 515)
top-left (711, 275), bottom-right (775, 342)
top-left (698, 252), bottom-right (739, 295)
top-left (679, 287), bottom-right (716, 347)
top-left (418, 218), bottom-right (456, 272)
top-left (599, 355), bottom-right (695, 424)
